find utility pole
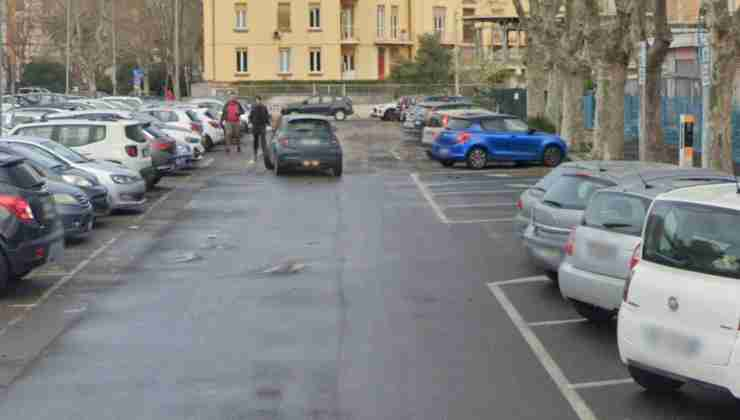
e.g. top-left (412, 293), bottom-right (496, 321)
top-left (173, 0), bottom-right (181, 99)
top-left (111, 0), bottom-right (117, 95)
top-left (66, 0), bottom-right (71, 94)
top-left (453, 9), bottom-right (460, 96)
top-left (698, 11), bottom-right (711, 168)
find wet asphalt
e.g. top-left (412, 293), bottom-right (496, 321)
top-left (0, 120), bottom-right (735, 419)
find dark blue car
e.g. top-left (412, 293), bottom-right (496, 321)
top-left (428, 113), bottom-right (568, 169)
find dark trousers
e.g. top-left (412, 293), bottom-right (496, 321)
top-left (253, 128), bottom-right (266, 155)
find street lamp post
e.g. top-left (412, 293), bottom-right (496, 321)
top-left (698, 9), bottom-right (712, 168)
top-left (65, 0), bottom-right (71, 94)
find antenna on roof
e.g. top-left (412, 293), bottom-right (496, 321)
top-left (637, 172), bottom-right (652, 189)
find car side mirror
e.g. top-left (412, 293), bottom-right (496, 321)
top-left (528, 128), bottom-right (536, 135)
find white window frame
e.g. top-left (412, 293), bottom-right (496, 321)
top-left (433, 7), bottom-right (446, 34)
top-left (236, 48), bottom-right (249, 73)
top-left (343, 53), bottom-right (355, 72)
top-left (279, 48), bottom-right (291, 74)
top-left (235, 4), bottom-right (247, 30)
top-left (390, 6), bottom-right (399, 40)
top-left (309, 4), bottom-right (321, 29)
top-left (309, 49), bottom-right (322, 73)
top-left (376, 5), bottom-right (385, 39)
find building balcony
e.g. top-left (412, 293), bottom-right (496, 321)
top-left (341, 27), bottom-right (359, 44)
top-left (375, 31), bottom-right (414, 45)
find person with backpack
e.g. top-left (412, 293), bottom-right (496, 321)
top-left (249, 96), bottom-right (271, 164)
top-left (220, 96), bottom-right (246, 154)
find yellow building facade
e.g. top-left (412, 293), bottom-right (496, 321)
top-left (202, 0), bottom-right (483, 83)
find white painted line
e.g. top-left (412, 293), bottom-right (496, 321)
top-left (390, 149), bottom-right (402, 161)
top-left (432, 189), bottom-right (524, 196)
top-left (506, 184), bottom-right (534, 188)
top-left (64, 306), bottom-right (88, 314)
top-left (424, 179), bottom-right (524, 187)
top-left (570, 378), bottom-right (634, 390)
top-left (410, 173), bottom-right (449, 224)
top-left (486, 173), bottom-right (513, 177)
top-left (529, 318), bottom-right (588, 327)
top-left (200, 157), bottom-right (215, 168)
top-left (442, 203), bottom-right (514, 209)
top-left (448, 218), bottom-right (515, 224)
top-left (489, 276), bottom-right (550, 286)
top-left (7, 304), bottom-right (37, 309)
top-left (488, 283), bottom-right (598, 420)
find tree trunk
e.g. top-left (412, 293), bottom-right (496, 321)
top-left (525, 39), bottom-right (547, 119)
top-left (545, 64), bottom-right (563, 132)
top-left (707, 41), bottom-right (736, 173)
top-left (593, 62), bottom-right (626, 160)
top-left (560, 68), bottom-right (586, 150)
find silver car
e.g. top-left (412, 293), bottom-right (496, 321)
top-left (558, 169), bottom-right (735, 322)
top-left (522, 161), bottom-right (674, 281)
top-left (1, 136), bottom-right (147, 212)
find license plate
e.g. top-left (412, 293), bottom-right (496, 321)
top-left (439, 148), bottom-right (450, 156)
top-left (642, 325), bottom-right (700, 356)
top-left (540, 247), bottom-right (560, 259)
top-left (47, 240), bottom-right (64, 263)
top-left (301, 139), bottom-right (321, 146)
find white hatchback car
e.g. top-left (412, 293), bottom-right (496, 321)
top-left (9, 120), bottom-right (156, 186)
top-left (619, 182), bottom-right (740, 398)
top-left (140, 107), bottom-right (210, 149)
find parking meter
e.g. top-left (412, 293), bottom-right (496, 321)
top-left (679, 114), bottom-right (695, 167)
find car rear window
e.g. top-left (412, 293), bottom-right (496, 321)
top-left (143, 125), bottom-right (168, 139)
top-left (446, 118), bottom-right (472, 130)
top-left (644, 201), bottom-right (740, 279)
top-left (185, 110), bottom-right (201, 122)
top-left (542, 175), bottom-right (614, 210)
top-left (285, 120), bottom-right (332, 140)
top-left (0, 160), bottom-right (45, 189)
top-left (124, 124), bottom-right (147, 143)
top-left (583, 192), bottom-right (651, 236)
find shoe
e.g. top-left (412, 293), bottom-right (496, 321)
top-left (248, 159), bottom-right (255, 164)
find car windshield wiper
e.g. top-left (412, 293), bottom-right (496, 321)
top-left (543, 199), bottom-right (562, 208)
top-left (602, 223), bottom-right (633, 229)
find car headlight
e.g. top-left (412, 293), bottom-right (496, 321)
top-left (111, 174), bottom-right (139, 184)
top-left (62, 174), bottom-right (94, 187)
top-left (53, 193), bottom-right (79, 205)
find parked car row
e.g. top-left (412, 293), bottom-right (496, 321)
top-left (515, 160), bottom-right (740, 399)
top-left (0, 95), bottom-right (230, 294)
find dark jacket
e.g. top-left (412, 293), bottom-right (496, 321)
top-left (249, 103), bottom-right (271, 131)
top-left (220, 100), bottom-right (245, 124)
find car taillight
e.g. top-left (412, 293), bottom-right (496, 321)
top-left (456, 132), bottom-right (471, 144)
top-left (0, 195), bottom-right (35, 222)
top-left (125, 145), bottom-right (138, 157)
top-left (191, 123), bottom-right (203, 134)
top-left (154, 139), bottom-right (172, 151)
top-left (564, 230), bottom-right (576, 256)
top-left (624, 242), bottom-right (642, 302)
top-left (442, 115), bottom-right (449, 128)
top-left (279, 137), bottom-right (290, 147)
top-left (208, 121), bottom-right (219, 129)
top-left (516, 199), bottom-right (523, 210)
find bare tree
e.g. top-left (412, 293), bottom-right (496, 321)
top-left (703, 0), bottom-right (740, 172)
top-left (5, 0), bottom-right (43, 93)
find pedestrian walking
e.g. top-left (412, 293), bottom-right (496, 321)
top-left (249, 96), bottom-right (271, 164)
top-left (220, 95), bottom-right (246, 154)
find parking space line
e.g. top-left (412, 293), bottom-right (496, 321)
top-left (489, 276), bottom-right (550, 286)
top-left (410, 173), bottom-right (449, 224)
top-left (200, 157), bottom-right (215, 168)
top-left (448, 218), bottom-right (515, 224)
top-left (488, 283), bottom-right (598, 420)
top-left (569, 378), bottom-right (634, 390)
top-left (432, 189), bottom-right (524, 196)
top-left (424, 180), bottom-right (525, 187)
top-left (442, 203), bottom-right (514, 209)
top-left (528, 318), bottom-right (588, 327)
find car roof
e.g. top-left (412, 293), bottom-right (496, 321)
top-left (431, 108), bottom-right (493, 117)
top-left (451, 111), bottom-right (518, 120)
top-left (655, 182), bottom-right (740, 211)
top-left (1, 135), bottom-right (51, 145)
top-left (14, 119), bottom-right (138, 128)
top-left (557, 161), bottom-right (676, 181)
top-left (0, 151), bottom-right (25, 166)
top-left (281, 114), bottom-right (332, 123)
top-left (598, 168), bottom-right (736, 198)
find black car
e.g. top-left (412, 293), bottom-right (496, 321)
top-left (281, 95), bottom-right (354, 121)
top-left (0, 143), bottom-right (111, 216)
top-left (264, 115), bottom-right (342, 177)
top-left (141, 125), bottom-right (179, 174)
top-left (0, 152), bottom-right (65, 291)
top-left (45, 179), bottom-right (96, 240)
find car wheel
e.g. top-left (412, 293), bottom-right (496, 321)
top-left (0, 253), bottom-right (9, 292)
top-left (545, 270), bottom-right (559, 287)
top-left (334, 161), bottom-right (343, 177)
top-left (466, 147), bottom-right (488, 170)
top-left (628, 365), bottom-right (684, 393)
top-left (441, 160), bottom-right (455, 167)
top-left (543, 146), bottom-right (563, 167)
top-left (570, 300), bottom-right (614, 323)
top-left (275, 161), bottom-right (284, 176)
top-left (204, 136), bottom-right (214, 151)
top-left (334, 110), bottom-right (347, 121)
top-left (383, 110), bottom-right (393, 121)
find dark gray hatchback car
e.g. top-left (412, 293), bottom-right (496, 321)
top-left (264, 115), bottom-right (343, 177)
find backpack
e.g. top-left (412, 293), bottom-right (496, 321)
top-left (226, 101), bottom-right (240, 122)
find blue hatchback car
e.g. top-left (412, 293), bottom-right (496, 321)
top-left (428, 113), bottom-right (568, 169)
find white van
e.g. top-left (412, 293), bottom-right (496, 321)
top-left (619, 182), bottom-right (740, 398)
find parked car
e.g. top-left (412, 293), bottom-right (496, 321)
top-left (0, 152), bottom-right (64, 291)
top-left (403, 101), bottom-right (475, 139)
top-left (102, 96), bottom-right (144, 110)
top-left (559, 169), bottom-right (735, 322)
top-left (139, 107), bottom-right (206, 148)
top-left (371, 101), bottom-right (401, 121)
top-left (0, 141), bottom-right (111, 216)
top-left (140, 124), bottom-right (186, 173)
top-left (1, 136), bottom-right (146, 212)
top-left (619, 182), bottom-right (740, 398)
top-left (427, 112), bottom-right (568, 169)
top-left (421, 108), bottom-right (493, 146)
top-left (8, 120), bottom-right (158, 189)
top-left (67, 99), bottom-right (117, 110)
top-left (4, 110), bottom-right (49, 131)
top-left (265, 114), bottom-right (342, 177)
top-left (129, 112), bottom-right (206, 158)
top-left (522, 162), bottom-right (674, 282)
top-left (281, 95), bottom-right (354, 121)
top-left (184, 106), bottom-right (225, 149)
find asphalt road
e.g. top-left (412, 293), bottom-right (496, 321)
top-left (0, 120), bottom-right (736, 419)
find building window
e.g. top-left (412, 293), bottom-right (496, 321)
top-left (390, 6), bottom-right (399, 39)
top-left (278, 2), bottom-right (291, 32)
top-left (236, 49), bottom-right (248, 73)
top-left (463, 8), bottom-right (475, 43)
top-left (309, 49), bottom-right (322, 73)
top-left (376, 5), bottom-right (385, 38)
top-left (433, 7), bottom-right (446, 34)
top-left (343, 53), bottom-right (355, 72)
top-left (309, 4), bottom-right (321, 29)
top-left (279, 48), bottom-right (291, 73)
top-left (235, 3), bottom-right (247, 30)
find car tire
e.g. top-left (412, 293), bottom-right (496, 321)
top-left (628, 365), bottom-right (684, 393)
top-left (571, 300), bottom-right (614, 323)
top-left (0, 253), bottom-right (9, 292)
top-left (466, 147), bottom-right (488, 170)
top-left (275, 161), bottom-right (284, 176)
top-left (334, 110), bottom-right (347, 121)
top-left (441, 160), bottom-right (455, 167)
top-left (545, 270), bottom-right (559, 286)
top-left (543, 146), bottom-right (563, 167)
top-left (334, 161), bottom-right (343, 177)
top-left (383, 110), bottom-right (394, 121)
top-left (204, 136), bottom-right (214, 151)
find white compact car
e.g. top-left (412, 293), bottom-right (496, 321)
top-left (140, 107), bottom-right (210, 149)
top-left (371, 102), bottom-right (399, 121)
top-left (619, 182), bottom-right (740, 398)
top-left (9, 120), bottom-right (156, 186)
top-left (189, 107), bottom-right (225, 146)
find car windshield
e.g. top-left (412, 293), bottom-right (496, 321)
top-left (583, 192), bottom-right (651, 236)
top-left (143, 125), bottom-right (169, 139)
top-left (42, 141), bottom-right (90, 163)
top-left (284, 119), bottom-right (332, 141)
top-left (125, 124), bottom-right (148, 143)
top-left (532, 166), bottom-right (572, 192)
top-left (446, 118), bottom-right (472, 130)
top-left (644, 201), bottom-right (740, 279)
top-left (185, 110), bottom-right (201, 122)
top-left (542, 175), bottom-right (614, 210)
